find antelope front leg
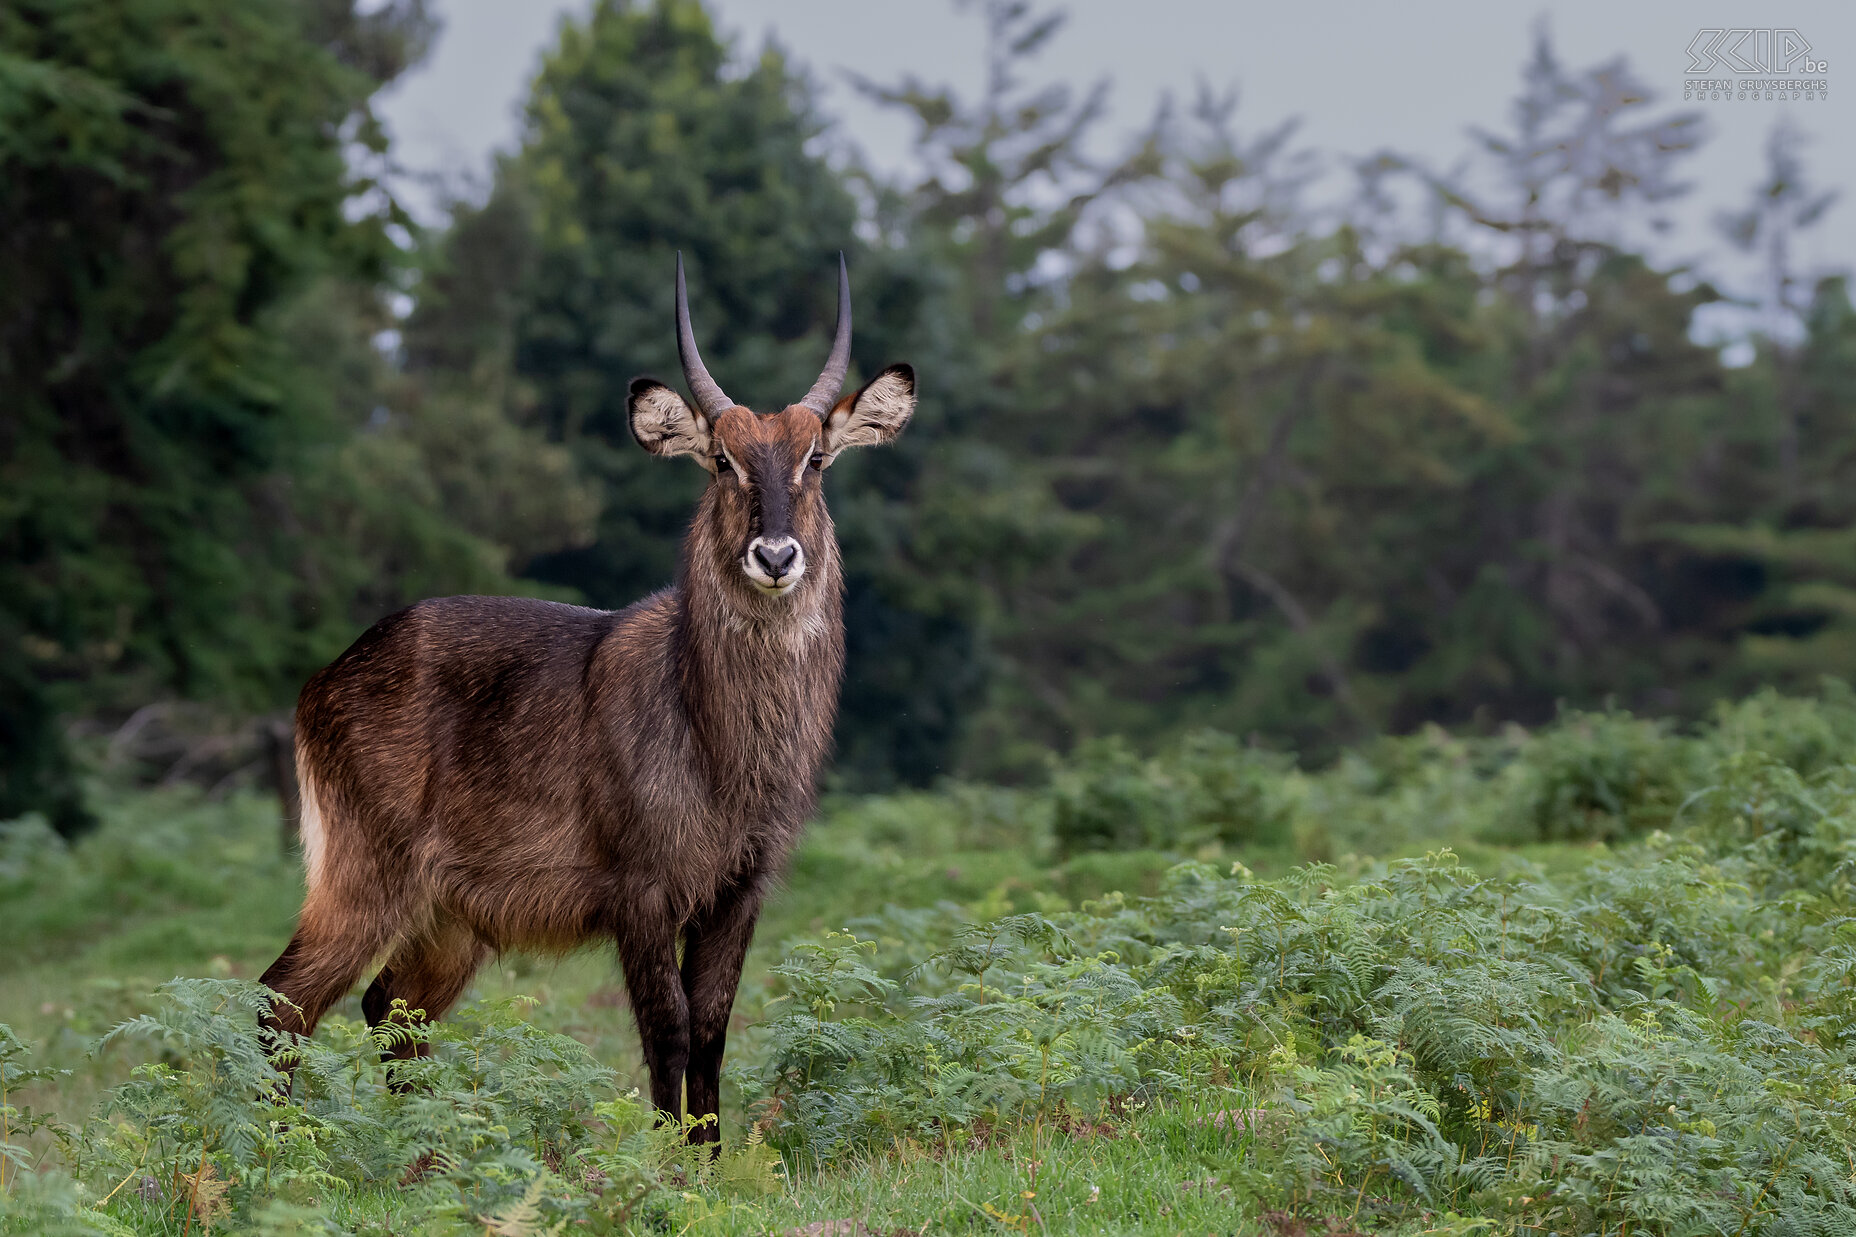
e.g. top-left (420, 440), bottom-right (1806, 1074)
top-left (680, 878), bottom-right (765, 1148)
top-left (617, 901), bottom-right (690, 1125)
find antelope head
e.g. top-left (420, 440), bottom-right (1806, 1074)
top-left (627, 254), bottom-right (915, 599)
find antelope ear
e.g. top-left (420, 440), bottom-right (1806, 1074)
top-left (823, 364), bottom-right (915, 461)
top-left (628, 378), bottom-right (713, 465)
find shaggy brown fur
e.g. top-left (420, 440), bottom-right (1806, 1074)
top-left (259, 354), bottom-right (916, 1145)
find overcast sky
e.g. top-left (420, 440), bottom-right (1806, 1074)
top-left (375, 1), bottom-right (1856, 326)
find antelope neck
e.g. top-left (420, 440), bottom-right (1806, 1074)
top-left (672, 520), bottom-right (842, 799)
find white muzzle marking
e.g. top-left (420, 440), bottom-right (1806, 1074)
top-left (743, 535), bottom-right (805, 593)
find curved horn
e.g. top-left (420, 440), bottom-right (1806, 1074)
top-left (797, 252), bottom-right (852, 418)
top-left (676, 252), bottom-right (734, 419)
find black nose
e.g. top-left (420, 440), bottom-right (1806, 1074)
top-left (753, 541), bottom-right (797, 578)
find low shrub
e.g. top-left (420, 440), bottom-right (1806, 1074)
top-left (1706, 679), bottom-right (1856, 775)
top-left (1052, 732), bottom-right (1293, 856)
top-left (7, 688), bottom-right (1856, 1232)
top-left (1511, 707), bottom-right (1698, 843)
top-left (0, 983), bottom-right (759, 1235)
top-left (741, 781), bottom-right (1856, 1230)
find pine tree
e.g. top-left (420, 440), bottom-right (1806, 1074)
top-left (0, 0), bottom-right (434, 830)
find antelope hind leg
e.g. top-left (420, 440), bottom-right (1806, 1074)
top-left (259, 895), bottom-right (401, 1070)
top-left (362, 915), bottom-right (488, 1068)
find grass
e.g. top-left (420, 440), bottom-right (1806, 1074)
top-left (0, 789), bottom-right (1223, 1235)
top-left (0, 785), bottom-right (1188, 1155)
top-left (4, 687), bottom-right (1856, 1232)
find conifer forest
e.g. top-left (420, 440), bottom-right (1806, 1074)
top-left (5, 1), bottom-right (1856, 1232)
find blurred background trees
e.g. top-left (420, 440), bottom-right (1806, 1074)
top-left (5, 0), bottom-right (1856, 831)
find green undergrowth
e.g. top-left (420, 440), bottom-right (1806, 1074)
top-left (5, 686), bottom-right (1856, 1232)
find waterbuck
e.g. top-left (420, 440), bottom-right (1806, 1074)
top-left (258, 254), bottom-right (915, 1144)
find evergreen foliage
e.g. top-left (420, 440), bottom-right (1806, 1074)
top-left (936, 30), bottom-right (1856, 767)
top-left (12, 0), bottom-right (1856, 815)
top-left (400, 3), bottom-right (1856, 784)
top-left (1, 0), bottom-right (422, 831)
top-left (1, 0), bottom-right (598, 831)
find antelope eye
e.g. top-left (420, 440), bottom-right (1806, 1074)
top-left (714, 454), bottom-right (732, 473)
top-left (808, 452), bottom-right (824, 471)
